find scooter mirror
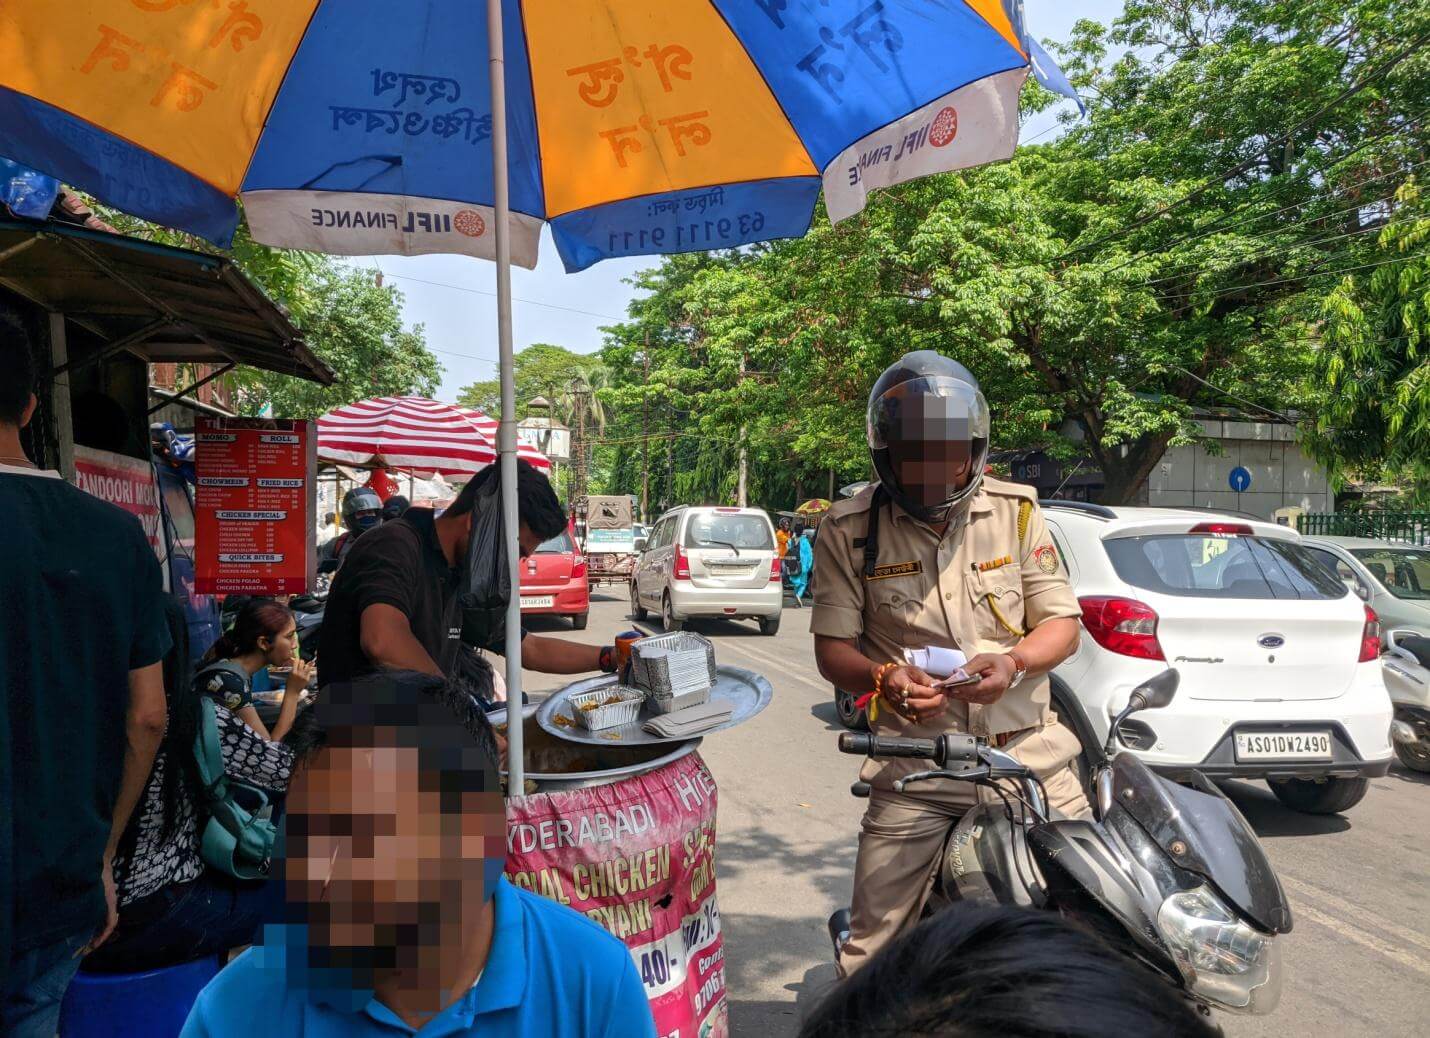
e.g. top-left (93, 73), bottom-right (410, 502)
top-left (1130, 668), bottom-right (1180, 711)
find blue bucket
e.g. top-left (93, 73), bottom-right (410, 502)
top-left (59, 954), bottom-right (223, 1038)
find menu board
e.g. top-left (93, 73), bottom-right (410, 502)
top-left (194, 417), bottom-right (316, 595)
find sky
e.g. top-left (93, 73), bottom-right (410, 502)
top-left (359, 0), bottom-right (1127, 401)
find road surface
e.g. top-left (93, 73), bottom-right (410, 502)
top-left (512, 592), bottom-right (1430, 1037)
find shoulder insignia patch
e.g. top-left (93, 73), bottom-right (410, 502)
top-left (866, 560), bottom-right (922, 581)
top-left (1034, 544), bottom-right (1059, 574)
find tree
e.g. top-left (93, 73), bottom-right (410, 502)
top-left (1309, 180), bottom-right (1430, 482)
top-left (457, 343), bottom-right (602, 417)
top-left (595, 0), bottom-right (1429, 505)
top-left (94, 207), bottom-right (442, 418)
top-left (229, 263), bottom-right (441, 418)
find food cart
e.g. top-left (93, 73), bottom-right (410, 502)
top-left (496, 663), bottom-right (769, 1038)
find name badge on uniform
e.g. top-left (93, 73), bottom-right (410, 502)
top-left (866, 560), bottom-right (922, 581)
top-left (976, 555), bottom-right (1014, 573)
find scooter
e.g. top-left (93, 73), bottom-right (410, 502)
top-left (829, 670), bottom-right (1290, 1018)
top-left (1384, 629), bottom-right (1430, 773)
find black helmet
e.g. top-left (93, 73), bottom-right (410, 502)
top-left (382, 494), bottom-right (411, 522)
top-left (341, 487), bottom-right (383, 535)
top-left (867, 351), bottom-right (990, 524)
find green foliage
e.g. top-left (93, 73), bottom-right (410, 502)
top-left (228, 264), bottom-right (441, 419)
top-left (456, 342), bottom-right (602, 420)
top-left (592, 0), bottom-right (1429, 506)
top-left (1309, 180), bottom-right (1430, 479)
top-left (92, 207), bottom-right (441, 418)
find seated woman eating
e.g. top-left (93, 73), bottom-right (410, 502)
top-left (81, 626), bottom-right (317, 973)
top-left (197, 599), bottom-right (313, 741)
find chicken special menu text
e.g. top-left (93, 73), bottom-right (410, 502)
top-left (194, 417), bottom-right (316, 595)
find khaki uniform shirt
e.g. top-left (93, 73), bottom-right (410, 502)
top-left (812, 478), bottom-right (1080, 787)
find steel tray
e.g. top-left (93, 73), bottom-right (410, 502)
top-left (536, 665), bottom-right (773, 746)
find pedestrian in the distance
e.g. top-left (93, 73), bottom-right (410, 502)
top-left (1, 312), bottom-right (171, 1036)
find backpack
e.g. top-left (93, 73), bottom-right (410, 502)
top-left (192, 696), bottom-right (278, 880)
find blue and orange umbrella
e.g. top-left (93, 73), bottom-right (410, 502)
top-left (0, 0), bottom-right (1075, 785)
top-left (0, 1), bottom-right (1076, 271)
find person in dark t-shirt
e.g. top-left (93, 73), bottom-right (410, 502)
top-left (318, 461), bottom-right (623, 689)
top-left (1, 318), bottom-right (171, 1035)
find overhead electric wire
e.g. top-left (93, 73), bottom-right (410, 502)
top-left (1099, 114), bottom-right (1430, 276)
top-left (1138, 221), bottom-right (1388, 289)
top-left (1054, 33), bottom-right (1430, 264)
top-left (1151, 249), bottom-right (1429, 306)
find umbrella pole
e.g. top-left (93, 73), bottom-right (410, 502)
top-left (487, 0), bottom-right (523, 795)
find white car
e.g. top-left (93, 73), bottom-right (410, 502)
top-left (631, 506), bottom-right (784, 635)
top-left (1043, 504), bottom-right (1394, 814)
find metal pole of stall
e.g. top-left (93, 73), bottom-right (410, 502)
top-left (487, 0), bottom-right (523, 794)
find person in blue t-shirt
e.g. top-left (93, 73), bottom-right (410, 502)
top-left (182, 670), bottom-right (656, 1038)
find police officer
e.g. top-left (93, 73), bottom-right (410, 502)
top-left (812, 351), bottom-right (1087, 975)
top-left (318, 487), bottom-right (383, 570)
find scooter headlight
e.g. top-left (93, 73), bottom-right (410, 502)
top-left (1156, 886), bottom-right (1282, 1014)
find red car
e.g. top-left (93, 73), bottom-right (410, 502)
top-left (519, 522), bottom-right (590, 629)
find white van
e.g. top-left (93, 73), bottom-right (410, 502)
top-left (631, 506), bottom-right (784, 635)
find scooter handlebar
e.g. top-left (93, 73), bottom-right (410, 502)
top-left (837, 732), bottom-right (980, 766)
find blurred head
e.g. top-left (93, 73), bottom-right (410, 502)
top-left (446, 459), bottom-right (564, 560)
top-left (283, 670), bottom-right (504, 989)
top-left (792, 520), bottom-right (807, 538)
top-left (1, 306), bottom-right (38, 432)
top-left (207, 599), bottom-right (297, 668)
top-left (381, 494), bottom-right (411, 522)
top-left (341, 488), bottom-right (384, 536)
top-left (867, 351), bottom-right (990, 524)
top-left (802, 906), bottom-right (1216, 1038)
top-left (779, 518), bottom-right (791, 532)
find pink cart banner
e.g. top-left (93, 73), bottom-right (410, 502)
top-left (506, 752), bottom-right (727, 1038)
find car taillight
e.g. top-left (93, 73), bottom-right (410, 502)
top-left (673, 544), bottom-right (691, 580)
top-left (1360, 604), bottom-right (1381, 662)
top-left (571, 553), bottom-right (587, 579)
top-left (1079, 596), bottom-right (1165, 660)
top-left (769, 556), bottom-right (782, 582)
top-left (1189, 522), bottom-right (1254, 535)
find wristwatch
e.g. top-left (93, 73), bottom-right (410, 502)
top-left (1006, 650), bottom-right (1028, 690)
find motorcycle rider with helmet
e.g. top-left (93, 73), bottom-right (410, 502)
top-left (811, 351), bottom-right (1087, 976)
top-left (319, 487), bottom-right (384, 571)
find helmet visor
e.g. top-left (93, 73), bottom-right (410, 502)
top-left (868, 376), bottom-right (990, 510)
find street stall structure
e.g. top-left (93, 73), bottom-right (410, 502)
top-left (0, 216), bottom-right (333, 659)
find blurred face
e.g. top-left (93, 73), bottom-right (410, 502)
top-left (260, 621), bottom-right (300, 667)
top-left (888, 436), bottom-right (973, 511)
top-left (284, 731), bottom-right (505, 982)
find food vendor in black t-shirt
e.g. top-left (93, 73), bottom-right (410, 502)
top-left (318, 460), bottom-right (622, 689)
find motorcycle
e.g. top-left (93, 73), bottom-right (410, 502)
top-left (1384, 629), bottom-right (1430, 773)
top-left (829, 670), bottom-right (1290, 1019)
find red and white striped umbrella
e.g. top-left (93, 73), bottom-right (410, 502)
top-left (317, 396), bottom-right (550, 477)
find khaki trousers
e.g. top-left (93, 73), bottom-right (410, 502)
top-left (837, 721), bottom-right (1090, 976)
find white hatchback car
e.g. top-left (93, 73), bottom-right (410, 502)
top-left (631, 506), bottom-right (784, 635)
top-left (1043, 503), bottom-right (1394, 814)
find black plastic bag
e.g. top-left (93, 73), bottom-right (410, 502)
top-left (459, 469), bottom-right (510, 651)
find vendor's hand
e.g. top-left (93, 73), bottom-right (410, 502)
top-left (952, 653), bottom-right (1018, 705)
top-left (285, 656), bottom-right (315, 692)
top-left (883, 665), bottom-right (945, 722)
top-left (78, 856), bottom-right (119, 957)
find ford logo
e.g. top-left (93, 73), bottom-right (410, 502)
top-left (1258, 634), bottom-right (1286, 649)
